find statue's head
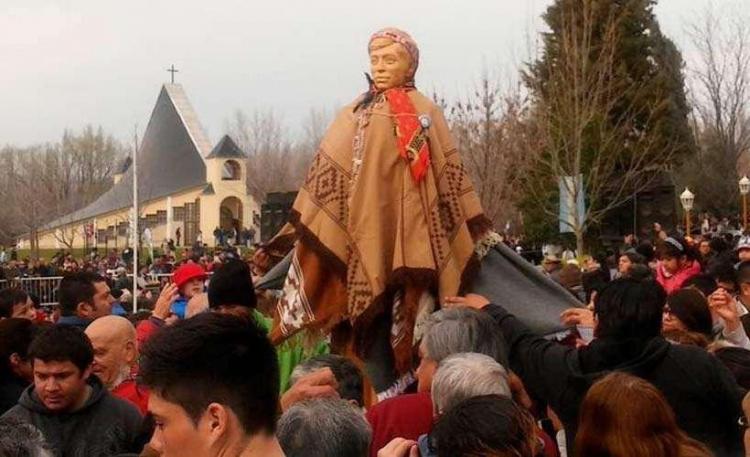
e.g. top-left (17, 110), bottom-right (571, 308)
top-left (368, 28), bottom-right (419, 91)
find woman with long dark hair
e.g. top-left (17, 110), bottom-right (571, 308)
top-left (575, 372), bottom-right (712, 457)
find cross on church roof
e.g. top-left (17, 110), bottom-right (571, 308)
top-left (167, 64), bottom-right (179, 84)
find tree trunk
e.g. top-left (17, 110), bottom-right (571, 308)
top-left (575, 229), bottom-right (585, 258)
top-left (33, 230), bottom-right (39, 259)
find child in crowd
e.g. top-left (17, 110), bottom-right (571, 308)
top-left (656, 236), bottom-right (701, 294)
top-left (169, 263), bottom-right (207, 320)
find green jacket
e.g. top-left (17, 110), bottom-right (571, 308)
top-left (253, 310), bottom-right (329, 392)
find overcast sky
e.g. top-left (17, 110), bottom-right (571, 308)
top-left (0, 0), bottom-right (720, 147)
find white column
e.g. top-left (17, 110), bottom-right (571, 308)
top-left (166, 196), bottom-right (173, 242)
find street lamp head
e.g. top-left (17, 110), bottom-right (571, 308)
top-left (680, 188), bottom-right (695, 211)
top-left (740, 176), bottom-right (750, 195)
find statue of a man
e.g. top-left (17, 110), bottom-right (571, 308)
top-left (258, 28), bottom-right (497, 398)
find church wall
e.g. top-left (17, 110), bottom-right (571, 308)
top-left (199, 194), bottom-right (219, 245)
top-left (27, 186), bottom-right (204, 251)
top-left (23, 182), bottom-right (261, 252)
top-left (30, 208), bottom-right (128, 251)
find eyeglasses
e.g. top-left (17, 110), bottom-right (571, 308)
top-left (738, 416), bottom-right (749, 429)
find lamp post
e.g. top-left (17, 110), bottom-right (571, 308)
top-left (680, 188), bottom-right (695, 236)
top-left (740, 176), bottom-right (750, 231)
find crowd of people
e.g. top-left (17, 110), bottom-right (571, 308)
top-left (1, 221), bottom-right (750, 456)
top-left (0, 241), bottom-right (251, 280)
top-left (0, 243), bottom-right (251, 318)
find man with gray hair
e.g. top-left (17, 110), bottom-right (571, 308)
top-left (367, 307), bottom-right (508, 456)
top-left (411, 353), bottom-right (512, 457)
top-left (277, 398), bottom-right (371, 457)
top-left (416, 307), bottom-right (508, 392)
top-left (376, 353), bottom-right (514, 457)
top-left (431, 352), bottom-right (511, 416)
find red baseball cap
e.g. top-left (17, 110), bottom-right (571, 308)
top-left (173, 263), bottom-right (207, 290)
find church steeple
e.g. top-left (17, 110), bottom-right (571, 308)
top-left (205, 135), bottom-right (247, 183)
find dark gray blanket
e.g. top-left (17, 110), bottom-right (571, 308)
top-left (467, 243), bottom-right (581, 335)
top-left (256, 243), bottom-right (579, 335)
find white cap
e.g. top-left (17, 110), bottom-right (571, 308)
top-left (737, 236), bottom-right (750, 251)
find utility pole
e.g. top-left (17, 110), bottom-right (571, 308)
top-left (132, 125), bottom-right (139, 313)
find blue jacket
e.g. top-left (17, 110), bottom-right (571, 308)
top-left (57, 315), bottom-right (91, 330)
top-left (418, 434), bottom-right (436, 457)
top-left (171, 297), bottom-right (188, 320)
top-left (112, 302), bottom-right (127, 316)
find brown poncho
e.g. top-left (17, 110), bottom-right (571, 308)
top-left (266, 88), bottom-right (492, 391)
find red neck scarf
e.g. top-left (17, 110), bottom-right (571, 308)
top-left (383, 88), bottom-right (430, 183)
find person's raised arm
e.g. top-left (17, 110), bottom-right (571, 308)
top-left (280, 368), bottom-right (339, 412)
top-left (444, 294), bottom-right (575, 408)
top-left (136, 283), bottom-right (178, 348)
top-left (710, 289), bottom-right (750, 349)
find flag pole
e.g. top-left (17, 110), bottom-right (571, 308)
top-left (132, 125), bottom-right (139, 314)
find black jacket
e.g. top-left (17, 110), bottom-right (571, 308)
top-left (2, 376), bottom-right (143, 457)
top-left (0, 373), bottom-right (28, 415)
top-left (485, 303), bottom-right (745, 457)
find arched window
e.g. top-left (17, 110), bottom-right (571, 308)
top-left (222, 160), bottom-right (241, 180)
top-left (220, 196), bottom-right (243, 231)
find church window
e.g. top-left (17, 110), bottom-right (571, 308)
top-left (222, 160), bottom-right (241, 180)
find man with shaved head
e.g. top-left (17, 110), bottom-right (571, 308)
top-left (85, 315), bottom-right (149, 415)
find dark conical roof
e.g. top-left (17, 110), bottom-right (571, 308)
top-left (44, 84), bottom-right (211, 228)
top-left (207, 135), bottom-right (246, 159)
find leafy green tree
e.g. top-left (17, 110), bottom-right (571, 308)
top-left (520, 0), bottom-right (694, 252)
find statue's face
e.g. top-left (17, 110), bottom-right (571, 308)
top-left (369, 38), bottom-right (412, 91)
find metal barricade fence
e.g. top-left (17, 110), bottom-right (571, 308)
top-left (0, 276), bottom-right (63, 306)
top-left (111, 273), bottom-right (173, 295)
top-left (0, 271), bottom-right (208, 306)
top-left (150, 273), bottom-right (175, 286)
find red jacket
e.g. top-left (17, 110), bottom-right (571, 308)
top-left (366, 393), bottom-right (433, 457)
top-left (656, 260), bottom-right (701, 295)
top-left (112, 379), bottom-right (150, 416)
top-left (136, 317), bottom-right (165, 349)
top-left (365, 392), bottom-right (559, 457)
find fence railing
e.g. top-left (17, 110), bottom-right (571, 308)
top-left (0, 276), bottom-right (64, 306)
top-left (0, 271), bottom-right (208, 307)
